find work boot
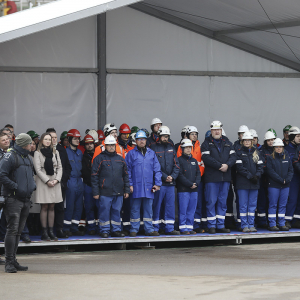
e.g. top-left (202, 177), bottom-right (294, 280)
top-left (189, 230), bottom-right (196, 234)
top-left (216, 228), bottom-right (230, 233)
top-left (72, 231), bottom-right (85, 236)
top-left (194, 228), bottom-right (205, 234)
top-left (5, 261), bottom-right (17, 273)
top-left (13, 260), bottom-right (28, 271)
top-left (158, 229), bottom-right (165, 235)
top-left (129, 232), bottom-right (137, 237)
top-left (21, 234), bottom-right (31, 243)
top-left (48, 228), bottom-right (58, 241)
top-left (268, 226), bottom-right (279, 231)
top-left (180, 231), bottom-right (190, 235)
top-left (165, 230), bottom-right (180, 235)
top-left (41, 228), bottom-right (51, 241)
top-left (145, 231), bottom-right (160, 236)
top-left (249, 227), bottom-right (257, 232)
top-left (100, 233), bottom-right (109, 238)
top-left (208, 228), bottom-right (216, 234)
top-left (278, 226), bottom-right (289, 231)
top-left (292, 219), bottom-right (300, 228)
top-left (63, 230), bottom-right (72, 237)
top-left (111, 231), bottom-right (125, 237)
top-left (121, 230), bottom-right (129, 236)
top-left (88, 230), bottom-right (96, 235)
top-left (56, 230), bottom-right (69, 238)
top-left (226, 223), bottom-right (236, 230)
top-left (242, 227), bottom-right (250, 233)
top-left (257, 223), bottom-right (268, 229)
top-left (285, 221), bottom-right (292, 229)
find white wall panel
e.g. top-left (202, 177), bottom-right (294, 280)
top-left (107, 74), bottom-right (300, 144)
top-left (0, 17), bottom-right (97, 68)
top-left (0, 73), bottom-right (97, 136)
top-left (107, 7), bottom-right (297, 73)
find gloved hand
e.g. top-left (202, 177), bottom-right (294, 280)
top-left (250, 176), bottom-right (258, 184)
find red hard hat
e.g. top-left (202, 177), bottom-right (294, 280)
top-left (97, 129), bottom-right (105, 140)
top-left (119, 123), bottom-right (131, 134)
top-left (84, 134), bottom-right (94, 143)
top-left (67, 129), bottom-right (81, 138)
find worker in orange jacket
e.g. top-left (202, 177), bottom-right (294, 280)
top-left (92, 123), bottom-right (125, 164)
top-left (177, 126), bottom-right (205, 233)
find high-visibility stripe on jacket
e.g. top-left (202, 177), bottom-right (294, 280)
top-left (177, 140), bottom-right (205, 176)
top-left (92, 140), bottom-right (125, 164)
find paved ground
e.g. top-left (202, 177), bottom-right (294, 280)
top-left (1, 242), bottom-right (300, 299)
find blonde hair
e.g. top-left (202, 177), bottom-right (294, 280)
top-left (272, 148), bottom-right (285, 160)
top-left (242, 140), bottom-right (259, 163)
top-left (37, 133), bottom-right (56, 153)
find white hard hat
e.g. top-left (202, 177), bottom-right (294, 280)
top-left (181, 125), bottom-right (190, 133)
top-left (158, 125), bottom-right (171, 136)
top-left (180, 139), bottom-right (193, 148)
top-left (186, 126), bottom-right (198, 134)
top-left (242, 131), bottom-right (253, 140)
top-left (273, 138), bottom-right (284, 147)
top-left (264, 131), bottom-right (276, 141)
top-left (88, 129), bottom-right (99, 143)
top-left (222, 128), bottom-right (226, 136)
top-left (103, 123), bottom-right (118, 136)
top-left (250, 129), bottom-right (258, 138)
top-left (288, 126), bottom-right (300, 135)
top-left (104, 135), bottom-right (117, 145)
top-left (210, 120), bottom-right (223, 130)
top-left (238, 125), bottom-right (249, 133)
top-left (151, 118), bottom-right (162, 126)
top-left (130, 133), bottom-right (136, 145)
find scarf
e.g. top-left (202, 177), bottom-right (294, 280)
top-left (40, 147), bottom-right (54, 176)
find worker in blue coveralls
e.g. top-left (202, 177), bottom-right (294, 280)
top-left (63, 129), bottom-right (84, 236)
top-left (150, 126), bottom-right (180, 235)
top-left (201, 120), bottom-right (236, 234)
top-left (91, 135), bottom-right (130, 238)
top-left (125, 130), bottom-right (162, 237)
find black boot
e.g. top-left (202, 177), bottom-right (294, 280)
top-left (56, 229), bottom-right (69, 238)
top-left (41, 228), bottom-right (51, 241)
top-left (48, 228), bottom-right (58, 241)
top-left (5, 260), bottom-right (17, 273)
top-left (13, 259), bottom-right (28, 271)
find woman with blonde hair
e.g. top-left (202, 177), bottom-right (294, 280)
top-left (235, 131), bottom-right (264, 233)
top-left (33, 133), bottom-right (63, 240)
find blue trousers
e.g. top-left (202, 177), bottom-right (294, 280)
top-left (63, 178), bottom-right (84, 232)
top-left (121, 194), bottom-right (131, 232)
top-left (268, 187), bottom-right (289, 227)
top-left (256, 180), bottom-right (268, 225)
top-left (286, 176), bottom-right (300, 222)
top-left (193, 183), bottom-right (203, 230)
top-left (205, 182), bottom-right (230, 229)
top-left (237, 189), bottom-right (258, 229)
top-left (201, 187), bottom-right (207, 229)
top-left (292, 192), bottom-right (300, 223)
top-left (178, 192), bottom-right (198, 232)
top-left (130, 197), bottom-right (154, 234)
top-left (153, 186), bottom-right (175, 233)
top-left (83, 184), bottom-right (97, 232)
top-left (98, 195), bottom-right (123, 234)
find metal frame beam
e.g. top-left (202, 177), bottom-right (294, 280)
top-left (131, 3), bottom-right (300, 72)
top-left (97, 13), bottom-right (107, 130)
top-left (215, 19), bottom-right (300, 36)
top-left (0, 67), bottom-right (98, 73)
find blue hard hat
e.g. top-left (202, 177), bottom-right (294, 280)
top-left (136, 130), bottom-right (147, 139)
top-left (205, 130), bottom-right (211, 138)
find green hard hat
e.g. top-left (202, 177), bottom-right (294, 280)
top-left (283, 125), bottom-right (292, 132)
top-left (130, 126), bottom-right (140, 134)
top-left (27, 130), bottom-right (39, 139)
top-left (267, 128), bottom-right (277, 137)
top-left (60, 131), bottom-right (68, 140)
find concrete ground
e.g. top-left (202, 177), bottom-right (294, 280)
top-left (1, 242), bottom-right (300, 299)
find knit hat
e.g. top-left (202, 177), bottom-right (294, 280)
top-left (15, 133), bottom-right (32, 148)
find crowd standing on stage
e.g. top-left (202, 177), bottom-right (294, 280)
top-left (0, 120), bottom-right (300, 273)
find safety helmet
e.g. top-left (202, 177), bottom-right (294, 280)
top-left (181, 125), bottom-right (190, 133)
top-left (264, 131), bottom-right (276, 141)
top-left (140, 128), bottom-right (150, 138)
top-left (238, 125), bottom-right (249, 133)
top-left (210, 121), bottom-right (223, 130)
top-left (97, 130), bottom-right (105, 140)
top-left (151, 118), bottom-right (162, 126)
top-left (158, 126), bottom-right (171, 136)
top-left (60, 131), bottom-right (68, 140)
top-left (249, 129), bottom-right (258, 138)
top-left (288, 126), bottom-right (300, 135)
top-left (242, 131), bottom-right (253, 140)
top-left (273, 138), bottom-right (284, 147)
top-left (119, 123), bottom-right (131, 134)
top-left (27, 130), bottom-right (39, 139)
top-left (222, 128), bottom-right (226, 137)
top-left (283, 125), bottom-right (292, 132)
top-left (135, 130), bottom-right (147, 139)
top-left (130, 133), bottom-right (136, 145)
top-left (87, 129), bottom-right (98, 143)
top-left (103, 123), bottom-right (117, 137)
top-left (84, 134), bottom-right (94, 144)
top-left (67, 129), bottom-right (81, 138)
top-left (267, 128), bottom-right (277, 137)
top-left (205, 130), bottom-right (211, 138)
top-left (130, 126), bottom-right (140, 134)
top-left (104, 135), bottom-right (117, 145)
top-left (180, 139), bottom-right (193, 148)
top-left (186, 126), bottom-right (198, 134)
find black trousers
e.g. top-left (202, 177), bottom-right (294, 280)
top-left (4, 198), bottom-right (30, 262)
top-left (54, 189), bottom-right (66, 231)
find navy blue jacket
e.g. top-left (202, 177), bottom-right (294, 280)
top-left (0, 145), bottom-right (36, 201)
top-left (82, 151), bottom-right (94, 187)
top-left (146, 132), bottom-right (174, 148)
top-left (233, 139), bottom-right (242, 151)
top-left (235, 146), bottom-right (264, 190)
top-left (292, 145), bottom-right (300, 176)
top-left (259, 145), bottom-right (273, 187)
top-left (91, 150), bottom-right (130, 197)
top-left (201, 135), bottom-right (236, 183)
top-left (56, 143), bottom-right (71, 190)
top-left (285, 142), bottom-right (298, 161)
top-left (177, 154), bottom-right (201, 192)
top-left (266, 151), bottom-right (293, 188)
top-left (150, 141), bottom-right (180, 186)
